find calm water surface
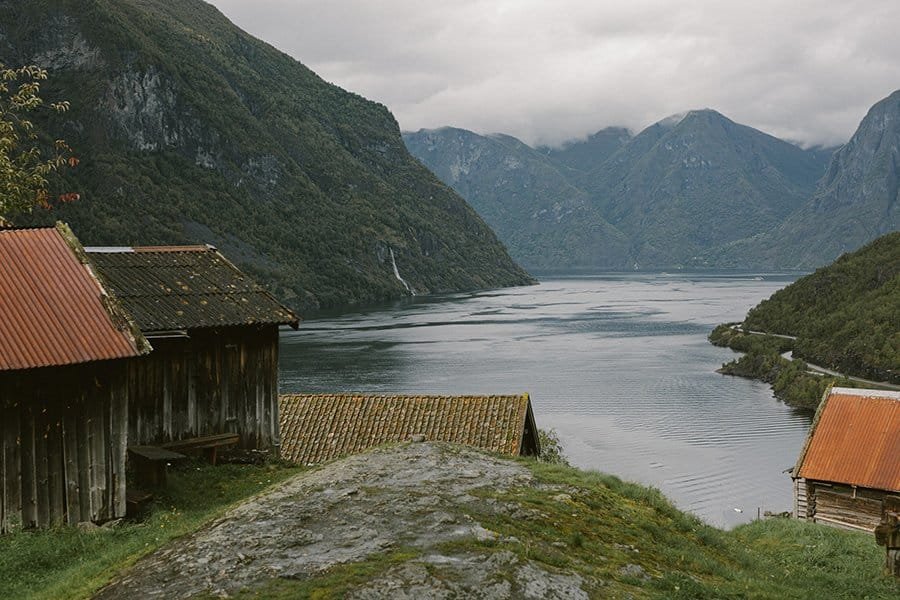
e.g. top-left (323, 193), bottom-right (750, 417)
top-left (279, 273), bottom-right (813, 528)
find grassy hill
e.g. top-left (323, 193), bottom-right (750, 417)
top-left (1, 0), bottom-right (533, 313)
top-left (1, 444), bottom-right (895, 599)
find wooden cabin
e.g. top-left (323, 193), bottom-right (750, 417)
top-left (87, 245), bottom-right (299, 451)
top-left (279, 393), bottom-right (541, 465)
top-left (792, 387), bottom-right (900, 532)
top-left (0, 224), bottom-right (150, 531)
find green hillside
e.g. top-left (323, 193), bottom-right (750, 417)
top-left (1, 0), bottom-right (532, 313)
top-left (744, 232), bottom-right (900, 383)
top-left (1, 445), bottom-right (896, 599)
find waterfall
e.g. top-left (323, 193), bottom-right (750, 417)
top-left (389, 247), bottom-right (415, 296)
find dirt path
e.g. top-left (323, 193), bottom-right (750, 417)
top-left (95, 443), bottom-right (589, 599)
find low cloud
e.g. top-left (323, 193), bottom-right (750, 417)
top-left (209, 0), bottom-right (900, 147)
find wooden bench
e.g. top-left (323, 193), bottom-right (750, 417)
top-left (126, 488), bottom-right (154, 519)
top-left (128, 445), bottom-right (187, 489)
top-left (161, 432), bottom-right (240, 465)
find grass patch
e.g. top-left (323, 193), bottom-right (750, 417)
top-left (3, 447), bottom-right (896, 599)
top-left (225, 548), bottom-right (421, 599)
top-left (0, 460), bottom-right (301, 600)
top-left (426, 458), bottom-right (898, 599)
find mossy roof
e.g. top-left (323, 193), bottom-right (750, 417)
top-left (279, 393), bottom-right (539, 465)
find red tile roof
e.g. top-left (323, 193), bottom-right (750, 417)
top-left (796, 387), bottom-right (900, 492)
top-left (279, 393), bottom-right (539, 465)
top-left (0, 224), bottom-right (149, 371)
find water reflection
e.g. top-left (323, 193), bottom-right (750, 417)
top-left (279, 273), bottom-right (813, 528)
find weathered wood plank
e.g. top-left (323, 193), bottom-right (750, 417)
top-left (76, 395), bottom-right (92, 523)
top-left (1, 399), bottom-right (22, 533)
top-left (814, 489), bottom-right (883, 531)
top-left (34, 406), bottom-right (52, 528)
top-left (46, 410), bottom-right (66, 526)
top-left (109, 384), bottom-right (128, 519)
top-left (88, 398), bottom-right (105, 521)
top-left (20, 405), bottom-right (37, 528)
top-left (1, 402), bottom-right (7, 533)
top-left (62, 401), bottom-right (82, 525)
top-left (814, 515), bottom-right (876, 532)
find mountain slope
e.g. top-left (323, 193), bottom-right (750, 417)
top-left (727, 89), bottom-right (900, 268)
top-left (536, 126), bottom-right (632, 175)
top-left (588, 110), bottom-right (831, 267)
top-left (406, 113), bottom-right (833, 270)
top-left (403, 128), bottom-right (630, 269)
top-left (743, 231), bottom-right (900, 383)
top-left (1, 0), bottom-right (532, 312)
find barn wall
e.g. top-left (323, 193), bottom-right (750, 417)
top-left (0, 363), bottom-right (128, 533)
top-left (804, 481), bottom-right (891, 532)
top-left (794, 477), bottom-right (809, 519)
top-left (128, 325), bottom-right (279, 450)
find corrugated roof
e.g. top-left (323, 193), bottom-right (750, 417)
top-left (279, 393), bottom-right (538, 465)
top-left (0, 224), bottom-right (150, 371)
top-left (796, 387), bottom-right (900, 492)
top-left (87, 247), bottom-right (299, 332)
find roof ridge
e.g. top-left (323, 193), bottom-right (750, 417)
top-left (829, 386), bottom-right (900, 400)
top-left (282, 392), bottom-right (530, 399)
top-left (84, 245), bottom-right (215, 254)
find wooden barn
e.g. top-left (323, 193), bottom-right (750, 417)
top-left (792, 387), bottom-right (900, 532)
top-left (87, 245), bottom-right (299, 451)
top-left (279, 393), bottom-right (540, 465)
top-left (0, 224), bottom-right (150, 531)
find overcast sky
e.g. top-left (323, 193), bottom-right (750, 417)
top-left (209, 0), bottom-right (900, 148)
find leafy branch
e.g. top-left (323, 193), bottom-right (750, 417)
top-left (0, 64), bottom-right (79, 226)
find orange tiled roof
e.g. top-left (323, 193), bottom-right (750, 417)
top-left (0, 224), bottom-right (149, 371)
top-left (796, 387), bottom-right (900, 492)
top-left (279, 393), bottom-right (538, 465)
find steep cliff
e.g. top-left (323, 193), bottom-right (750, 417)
top-left (1, 0), bottom-right (533, 312)
top-left (729, 89), bottom-right (900, 268)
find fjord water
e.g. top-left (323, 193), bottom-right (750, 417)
top-left (279, 274), bottom-right (812, 528)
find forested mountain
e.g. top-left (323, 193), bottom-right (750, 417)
top-left (718, 89), bottom-right (900, 268)
top-left (1, 0), bottom-right (532, 312)
top-left (405, 112), bottom-right (834, 270)
top-left (402, 128), bottom-right (630, 269)
top-left (744, 231), bottom-right (900, 383)
top-left (589, 109), bottom-right (830, 267)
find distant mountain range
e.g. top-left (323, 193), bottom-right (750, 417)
top-left (402, 128), bottom-right (630, 269)
top-left (2, 0), bottom-right (532, 312)
top-left (405, 95), bottom-right (899, 271)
